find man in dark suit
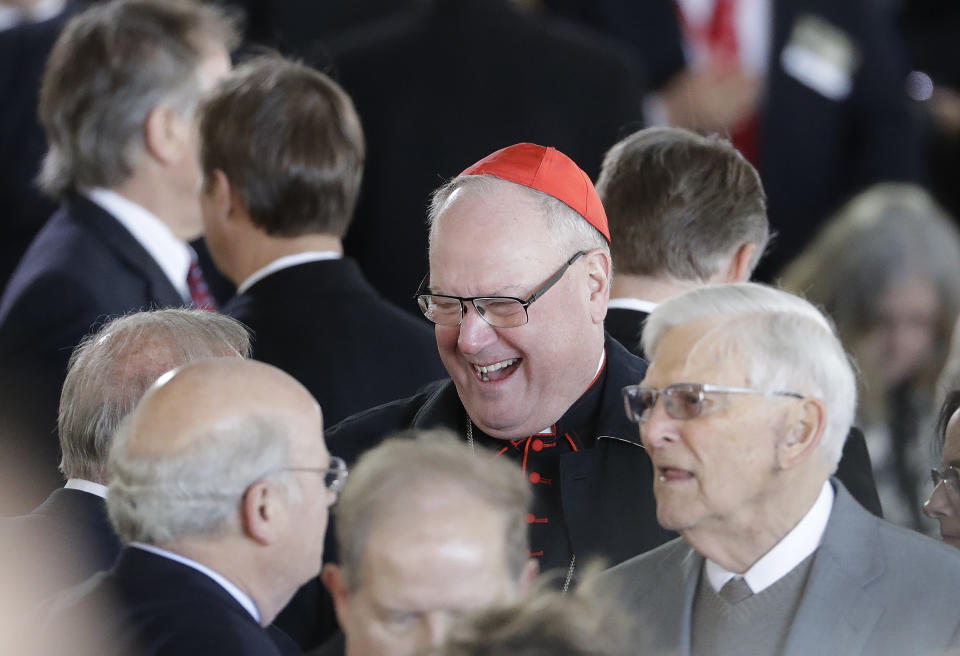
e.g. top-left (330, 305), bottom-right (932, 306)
top-left (596, 127), bottom-right (769, 361)
top-left (596, 126), bottom-right (881, 516)
top-left (198, 56), bottom-right (446, 427)
top-left (313, 0), bottom-right (644, 315)
top-left (602, 283), bottom-right (960, 655)
top-left (546, 0), bottom-right (921, 280)
top-left (0, 0), bottom-right (239, 510)
top-left (37, 358), bottom-right (341, 655)
top-left (0, 308), bottom-right (250, 613)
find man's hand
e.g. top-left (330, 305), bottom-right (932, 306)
top-left (661, 64), bottom-right (760, 133)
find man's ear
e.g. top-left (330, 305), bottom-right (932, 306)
top-left (583, 249), bottom-right (612, 324)
top-left (518, 558), bottom-right (539, 594)
top-left (144, 104), bottom-right (188, 166)
top-left (321, 563), bottom-right (352, 628)
top-left (204, 169), bottom-right (234, 226)
top-left (240, 479), bottom-right (282, 546)
top-left (721, 242), bottom-right (758, 283)
top-left (777, 398), bottom-right (827, 470)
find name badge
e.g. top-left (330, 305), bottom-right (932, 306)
top-left (780, 14), bottom-right (860, 101)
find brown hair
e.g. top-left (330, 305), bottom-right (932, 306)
top-left (199, 56), bottom-right (365, 238)
top-left (596, 127), bottom-right (768, 280)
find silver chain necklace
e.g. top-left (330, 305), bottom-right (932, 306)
top-left (465, 416), bottom-right (576, 591)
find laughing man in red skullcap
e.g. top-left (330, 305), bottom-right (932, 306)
top-left (309, 143), bottom-right (665, 656)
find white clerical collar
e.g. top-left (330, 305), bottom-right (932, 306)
top-left (607, 297), bottom-right (659, 314)
top-left (237, 251), bottom-right (342, 295)
top-left (84, 188), bottom-right (192, 301)
top-left (64, 478), bottom-right (108, 499)
top-left (129, 542), bottom-right (261, 623)
top-left (705, 480), bottom-right (834, 594)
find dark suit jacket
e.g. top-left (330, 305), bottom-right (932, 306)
top-left (314, 0), bottom-right (645, 314)
top-left (37, 547), bottom-right (298, 656)
top-left (222, 257), bottom-right (447, 427)
top-left (0, 195), bottom-right (185, 511)
top-left (605, 305), bottom-right (883, 517)
top-left (0, 488), bottom-right (121, 611)
top-left (597, 481), bottom-right (960, 656)
top-left (0, 3), bottom-right (85, 295)
top-left (546, 0), bottom-right (921, 279)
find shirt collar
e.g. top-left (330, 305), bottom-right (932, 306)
top-left (704, 480), bottom-right (835, 594)
top-left (64, 478), bottom-right (108, 499)
top-left (84, 188), bottom-right (192, 301)
top-left (607, 297), bottom-right (659, 314)
top-left (128, 542), bottom-right (261, 623)
top-left (237, 251), bottom-right (342, 295)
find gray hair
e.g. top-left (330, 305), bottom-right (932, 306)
top-left (427, 175), bottom-right (609, 258)
top-left (596, 127), bottom-right (768, 281)
top-left (334, 429), bottom-right (532, 590)
top-left (108, 414), bottom-right (299, 544)
top-left (58, 309), bottom-right (251, 483)
top-left (37, 0), bottom-right (240, 197)
top-left (643, 283), bottom-right (857, 470)
top-left (781, 183), bottom-right (960, 423)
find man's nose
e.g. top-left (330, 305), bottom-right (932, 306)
top-left (924, 483), bottom-right (953, 520)
top-left (640, 395), bottom-right (678, 450)
top-left (419, 611), bottom-right (452, 648)
top-left (457, 303), bottom-right (498, 353)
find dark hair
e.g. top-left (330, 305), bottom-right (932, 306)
top-left (936, 390), bottom-right (960, 455)
top-left (38, 0), bottom-right (239, 197)
top-left (596, 127), bottom-right (768, 280)
top-left (199, 56), bottom-right (365, 238)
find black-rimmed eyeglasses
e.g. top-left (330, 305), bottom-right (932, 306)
top-left (622, 383), bottom-right (805, 424)
top-left (414, 251), bottom-right (586, 328)
top-left (276, 456), bottom-right (349, 493)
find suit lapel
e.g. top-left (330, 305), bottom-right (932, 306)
top-left (782, 483), bottom-right (885, 656)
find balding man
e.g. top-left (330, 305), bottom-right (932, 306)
top-left (40, 359), bottom-right (343, 655)
top-left (0, 308), bottom-right (249, 612)
top-left (328, 142), bottom-right (664, 583)
top-left (602, 283), bottom-right (960, 656)
top-left (319, 431), bottom-right (537, 656)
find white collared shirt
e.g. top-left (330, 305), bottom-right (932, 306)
top-left (237, 251), bottom-right (342, 295)
top-left (607, 297), bottom-right (659, 314)
top-left (704, 480), bottom-right (835, 594)
top-left (64, 478), bottom-right (108, 499)
top-left (129, 542), bottom-right (261, 623)
top-left (84, 188), bottom-right (192, 301)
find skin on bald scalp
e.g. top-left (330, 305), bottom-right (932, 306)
top-left (108, 358), bottom-right (336, 625)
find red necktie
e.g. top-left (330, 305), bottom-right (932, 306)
top-left (187, 257), bottom-right (217, 310)
top-left (677, 0), bottom-right (760, 165)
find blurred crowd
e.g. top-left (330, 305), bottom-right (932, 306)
top-left (4, 1), bottom-right (960, 655)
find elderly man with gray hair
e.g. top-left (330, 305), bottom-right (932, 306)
top-left (601, 282), bottom-right (960, 656)
top-left (0, 308), bottom-right (249, 612)
top-left (39, 358), bottom-right (343, 655)
top-left (318, 431), bottom-right (538, 656)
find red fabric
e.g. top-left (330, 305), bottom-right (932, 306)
top-left (460, 143), bottom-right (610, 243)
top-left (187, 258), bottom-right (217, 311)
top-left (676, 0), bottom-right (760, 164)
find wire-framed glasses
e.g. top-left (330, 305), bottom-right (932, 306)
top-left (414, 251), bottom-right (586, 328)
top-left (622, 382), bottom-right (805, 424)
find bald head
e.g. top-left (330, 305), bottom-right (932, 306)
top-left (108, 358), bottom-right (327, 546)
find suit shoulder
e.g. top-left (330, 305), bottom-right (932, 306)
top-left (326, 383), bottom-right (443, 463)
